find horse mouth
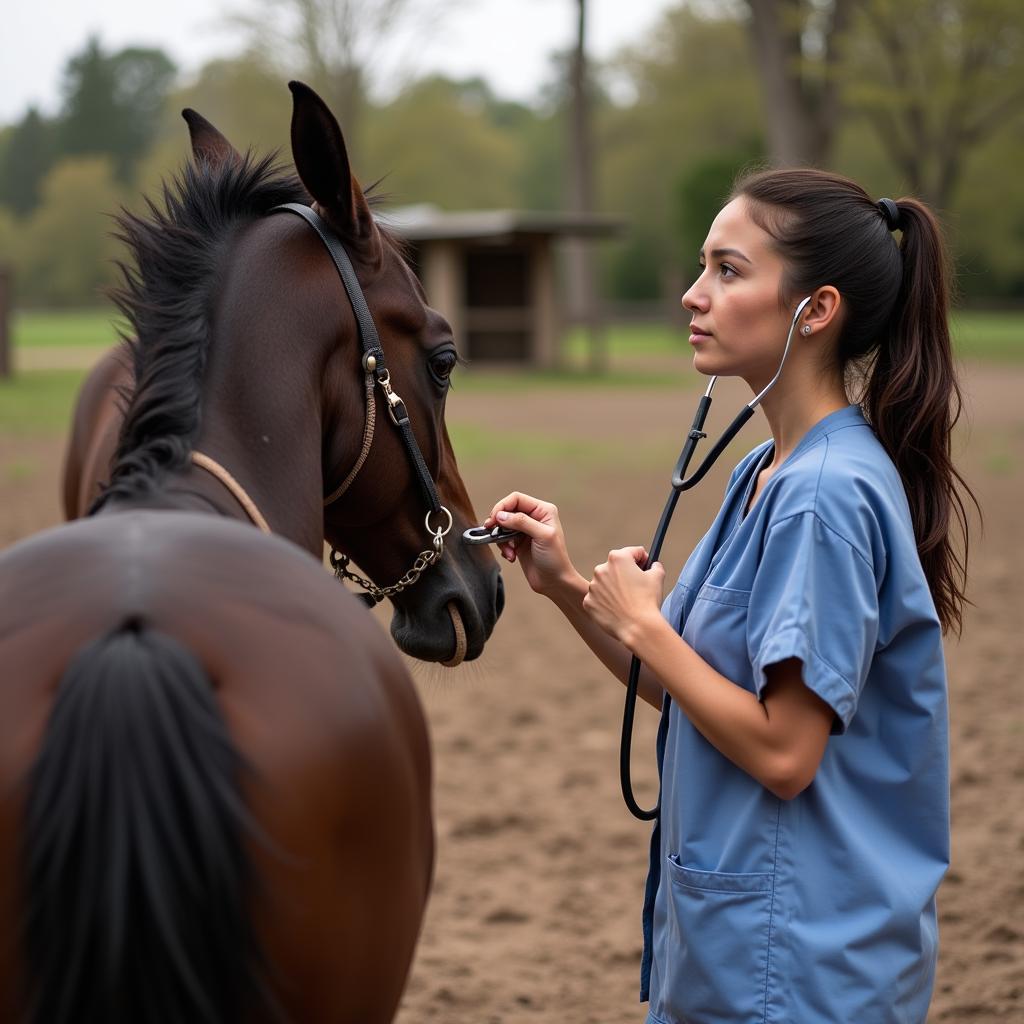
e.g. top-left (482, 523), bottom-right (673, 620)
top-left (388, 571), bottom-right (502, 664)
top-left (440, 601), bottom-right (467, 667)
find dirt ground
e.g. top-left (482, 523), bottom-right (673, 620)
top-left (1, 363), bottom-right (1021, 1022)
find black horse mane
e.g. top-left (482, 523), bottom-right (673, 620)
top-left (92, 152), bottom-right (310, 512)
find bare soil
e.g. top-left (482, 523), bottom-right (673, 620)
top-left (1, 364), bottom-right (1020, 1022)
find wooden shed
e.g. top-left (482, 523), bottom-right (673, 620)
top-left (381, 206), bottom-right (621, 367)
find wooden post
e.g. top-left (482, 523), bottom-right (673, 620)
top-left (0, 265), bottom-right (10, 380)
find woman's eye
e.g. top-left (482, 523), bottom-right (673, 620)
top-left (720, 263), bottom-right (738, 278)
top-left (429, 350), bottom-right (458, 384)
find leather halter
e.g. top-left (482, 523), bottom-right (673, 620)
top-left (270, 203), bottom-right (444, 514)
top-left (268, 202), bottom-right (454, 609)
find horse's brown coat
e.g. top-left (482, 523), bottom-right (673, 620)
top-left (1, 82), bottom-right (501, 1021)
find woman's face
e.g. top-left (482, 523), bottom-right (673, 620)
top-left (682, 196), bottom-right (802, 389)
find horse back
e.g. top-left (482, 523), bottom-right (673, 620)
top-left (61, 342), bottom-right (133, 519)
top-left (0, 512), bottom-right (433, 1023)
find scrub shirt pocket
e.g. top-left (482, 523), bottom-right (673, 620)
top-left (655, 856), bottom-right (773, 1024)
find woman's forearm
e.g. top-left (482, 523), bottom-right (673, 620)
top-left (623, 613), bottom-right (817, 797)
top-left (546, 573), bottom-right (665, 710)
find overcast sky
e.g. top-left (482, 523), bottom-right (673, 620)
top-left (2, 0), bottom-right (679, 125)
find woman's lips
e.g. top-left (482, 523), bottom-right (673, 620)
top-left (689, 329), bottom-right (712, 345)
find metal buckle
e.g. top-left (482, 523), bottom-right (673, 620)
top-left (376, 369), bottom-right (410, 427)
top-left (386, 394), bottom-right (409, 427)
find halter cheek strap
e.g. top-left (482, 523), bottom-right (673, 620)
top-left (270, 202), bottom-right (443, 515)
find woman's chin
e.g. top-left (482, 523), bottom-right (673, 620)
top-left (691, 350), bottom-right (731, 377)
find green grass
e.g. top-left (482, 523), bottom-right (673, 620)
top-left (0, 370), bottom-right (87, 435)
top-left (564, 323), bottom-right (688, 359)
top-left (454, 366), bottom-right (692, 392)
top-left (565, 312), bottom-right (1024, 362)
top-left (0, 307), bottom-right (1020, 439)
top-left (8, 307), bottom-right (1024, 361)
top-left (446, 422), bottom-right (682, 468)
top-left (949, 311), bottom-right (1024, 361)
top-left (12, 308), bottom-right (126, 349)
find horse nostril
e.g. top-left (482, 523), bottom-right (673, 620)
top-left (494, 572), bottom-right (505, 619)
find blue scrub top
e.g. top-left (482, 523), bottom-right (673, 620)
top-left (641, 404), bottom-right (949, 1024)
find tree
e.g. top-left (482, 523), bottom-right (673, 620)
top-left (601, 6), bottom-right (763, 299)
top-left (744, 0), bottom-right (854, 167)
top-left (362, 76), bottom-right (522, 209)
top-left (0, 108), bottom-right (57, 215)
top-left (19, 158), bottom-right (124, 307)
top-left (229, 0), bottom-right (455, 150)
top-left (842, 0), bottom-right (1024, 210)
top-left (674, 141), bottom-right (764, 270)
top-left (59, 36), bottom-right (176, 182)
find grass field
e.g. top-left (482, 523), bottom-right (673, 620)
top-left (0, 370), bottom-right (87, 436)
top-left (2, 306), bottom-right (1020, 437)
top-left (10, 306), bottom-right (1023, 360)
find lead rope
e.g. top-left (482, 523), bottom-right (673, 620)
top-left (323, 368), bottom-right (376, 506)
top-left (191, 452), bottom-right (272, 534)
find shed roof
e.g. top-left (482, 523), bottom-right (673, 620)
top-left (379, 204), bottom-right (623, 242)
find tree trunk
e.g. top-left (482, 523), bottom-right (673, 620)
top-left (747, 0), bottom-right (813, 165)
top-left (0, 266), bottom-right (11, 380)
top-left (746, 0), bottom-right (851, 167)
top-left (566, 0), bottom-right (605, 372)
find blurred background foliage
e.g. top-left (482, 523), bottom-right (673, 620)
top-left (0, 0), bottom-right (1022, 309)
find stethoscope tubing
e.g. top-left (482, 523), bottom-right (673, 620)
top-left (620, 298), bottom-right (811, 820)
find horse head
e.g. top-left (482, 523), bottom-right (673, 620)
top-left (172, 85), bottom-right (503, 663)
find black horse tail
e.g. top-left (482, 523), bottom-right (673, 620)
top-left (21, 619), bottom-right (274, 1024)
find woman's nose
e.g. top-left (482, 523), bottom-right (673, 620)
top-left (681, 283), bottom-right (707, 314)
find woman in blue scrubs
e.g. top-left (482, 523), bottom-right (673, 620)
top-left (485, 169), bottom-right (977, 1023)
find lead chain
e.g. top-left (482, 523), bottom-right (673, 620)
top-left (330, 530), bottom-right (445, 604)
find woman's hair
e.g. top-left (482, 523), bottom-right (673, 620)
top-left (731, 167), bottom-right (978, 635)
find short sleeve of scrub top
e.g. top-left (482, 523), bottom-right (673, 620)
top-left (642, 404), bottom-right (949, 1024)
top-left (746, 508), bottom-right (879, 733)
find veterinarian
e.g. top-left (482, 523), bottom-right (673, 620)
top-left (485, 168), bottom-right (975, 1023)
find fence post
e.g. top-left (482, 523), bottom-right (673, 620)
top-left (0, 265), bottom-right (10, 379)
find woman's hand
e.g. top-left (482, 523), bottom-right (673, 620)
top-left (582, 547), bottom-right (666, 650)
top-left (484, 492), bottom-right (578, 597)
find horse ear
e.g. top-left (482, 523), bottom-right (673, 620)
top-left (288, 80), bottom-right (373, 239)
top-left (181, 109), bottom-right (242, 170)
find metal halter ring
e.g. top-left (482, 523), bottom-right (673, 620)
top-left (426, 506), bottom-right (453, 539)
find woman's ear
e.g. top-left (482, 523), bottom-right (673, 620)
top-left (801, 286), bottom-right (842, 336)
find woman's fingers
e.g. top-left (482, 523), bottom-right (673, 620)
top-left (616, 546), bottom-right (650, 567)
top-left (492, 509), bottom-right (554, 541)
top-left (485, 491), bottom-right (556, 528)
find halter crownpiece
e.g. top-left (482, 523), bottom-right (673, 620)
top-left (877, 198), bottom-right (903, 232)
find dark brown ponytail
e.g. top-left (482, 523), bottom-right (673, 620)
top-left (732, 168), bottom-right (979, 635)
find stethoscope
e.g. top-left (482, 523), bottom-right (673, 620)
top-left (464, 296), bottom-right (812, 821)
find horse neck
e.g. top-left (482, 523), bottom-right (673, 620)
top-left (191, 333), bottom-right (330, 558)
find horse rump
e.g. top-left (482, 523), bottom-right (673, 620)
top-left (20, 619), bottom-right (277, 1023)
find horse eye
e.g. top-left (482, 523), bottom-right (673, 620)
top-left (429, 350), bottom-right (458, 385)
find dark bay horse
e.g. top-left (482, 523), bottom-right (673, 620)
top-left (0, 82), bottom-right (502, 1022)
